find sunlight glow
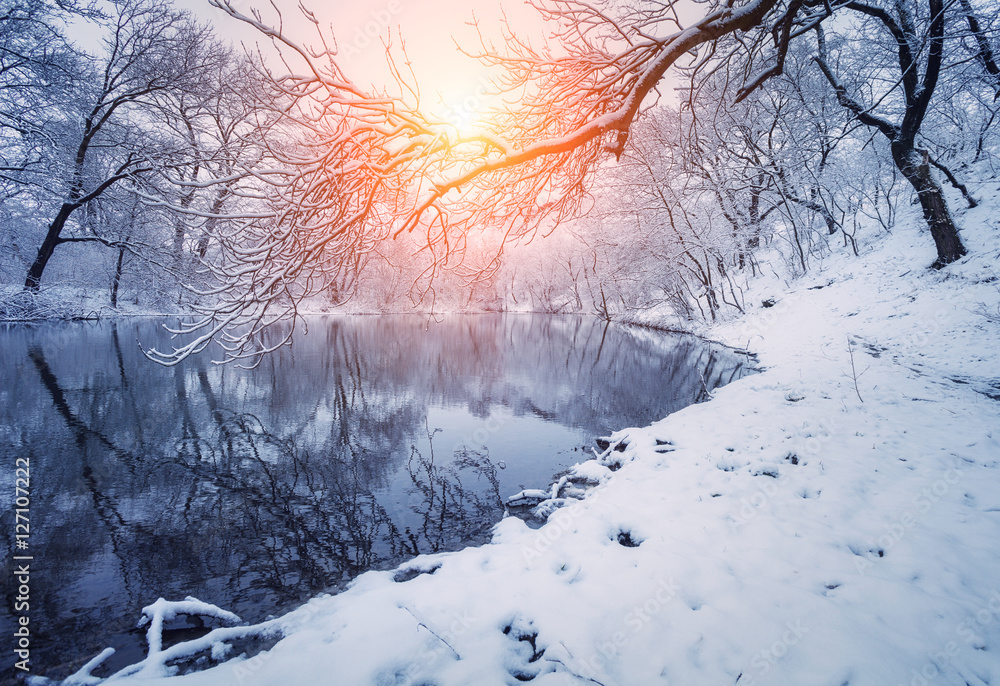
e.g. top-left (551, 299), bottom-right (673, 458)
top-left (428, 68), bottom-right (498, 138)
top-left (437, 103), bottom-right (480, 138)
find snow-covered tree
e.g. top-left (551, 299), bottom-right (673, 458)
top-left (811, 0), bottom-right (966, 267)
top-left (14, 0), bottom-right (232, 292)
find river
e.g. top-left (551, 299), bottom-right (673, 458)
top-left (0, 314), bottom-right (751, 679)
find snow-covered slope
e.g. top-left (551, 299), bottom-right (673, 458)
top-left (42, 184), bottom-right (1000, 686)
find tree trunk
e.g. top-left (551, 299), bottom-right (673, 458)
top-left (111, 245), bottom-right (126, 308)
top-left (196, 188), bottom-right (230, 258)
top-left (173, 222), bottom-right (186, 273)
top-left (890, 143), bottom-right (967, 268)
top-left (958, 0), bottom-right (1000, 97)
top-left (24, 205), bottom-right (74, 291)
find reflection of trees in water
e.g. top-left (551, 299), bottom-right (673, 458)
top-left (0, 315), bottom-right (749, 678)
top-left (152, 406), bottom-right (507, 610)
top-left (172, 411), bottom-right (398, 598)
top-left (6, 342), bottom-right (507, 679)
top-left (401, 426), bottom-right (504, 556)
top-left (255, 314), bottom-right (750, 436)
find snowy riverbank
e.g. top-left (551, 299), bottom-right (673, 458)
top-left (38, 185), bottom-right (1000, 686)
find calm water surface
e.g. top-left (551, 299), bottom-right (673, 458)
top-left (0, 314), bottom-right (751, 679)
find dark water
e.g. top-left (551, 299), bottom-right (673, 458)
top-left (0, 314), bottom-right (751, 680)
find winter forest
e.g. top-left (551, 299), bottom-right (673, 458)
top-left (3, 0), bottom-right (1000, 684)
top-left (1, 0), bottom-right (994, 348)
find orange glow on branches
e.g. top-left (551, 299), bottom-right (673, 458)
top-left (153, 0), bottom-right (782, 364)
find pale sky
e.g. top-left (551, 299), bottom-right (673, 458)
top-left (182, 0), bottom-right (550, 121)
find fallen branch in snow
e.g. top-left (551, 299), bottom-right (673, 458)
top-left (138, 597), bottom-right (242, 656)
top-left (60, 647), bottom-right (116, 686)
top-left (592, 434), bottom-right (630, 465)
top-left (697, 366), bottom-right (714, 402)
top-left (506, 435), bottom-right (631, 519)
top-left (507, 488), bottom-right (550, 507)
top-left (53, 597), bottom-right (280, 684)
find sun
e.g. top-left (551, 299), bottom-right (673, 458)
top-left (437, 103), bottom-right (479, 137)
top-left (428, 70), bottom-right (497, 139)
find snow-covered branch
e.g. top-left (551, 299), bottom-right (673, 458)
top-left (154, 0), bottom-right (785, 364)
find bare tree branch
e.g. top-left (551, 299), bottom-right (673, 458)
top-left (151, 0), bottom-right (785, 364)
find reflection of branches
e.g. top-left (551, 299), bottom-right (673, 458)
top-left (31, 336), bottom-right (408, 621)
top-left (454, 450), bottom-right (503, 507)
top-left (27, 345), bottom-right (147, 637)
top-left (28, 347), bottom-right (135, 466)
top-left (404, 425), bottom-right (505, 555)
top-left (171, 411), bottom-right (402, 600)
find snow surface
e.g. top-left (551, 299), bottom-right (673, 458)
top-left (33, 180), bottom-right (1000, 685)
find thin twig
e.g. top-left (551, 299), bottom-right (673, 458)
top-left (847, 337), bottom-right (865, 403)
top-left (401, 606), bottom-right (461, 660)
top-left (550, 642), bottom-right (610, 686)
